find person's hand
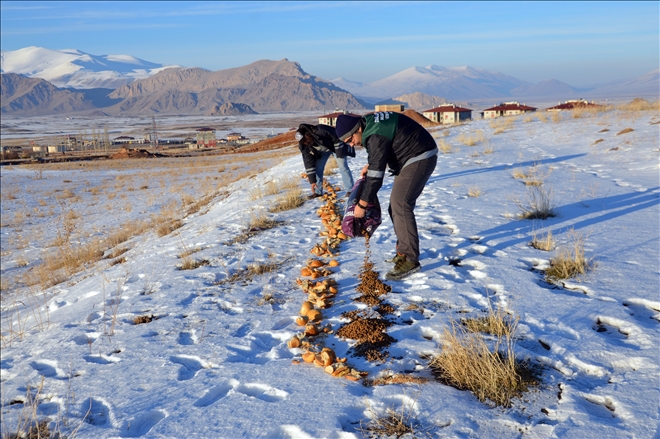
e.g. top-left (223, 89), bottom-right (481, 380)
top-left (311, 183), bottom-right (317, 194)
top-left (353, 200), bottom-right (367, 218)
top-left (360, 164), bottom-right (369, 178)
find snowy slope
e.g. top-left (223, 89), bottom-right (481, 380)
top-left (1, 46), bottom-right (179, 89)
top-left (1, 108), bottom-right (659, 438)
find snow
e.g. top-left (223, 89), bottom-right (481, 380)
top-left (1, 47), bottom-right (179, 89)
top-left (1, 108), bottom-right (659, 438)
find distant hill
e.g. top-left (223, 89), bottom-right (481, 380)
top-left (333, 65), bottom-right (530, 101)
top-left (0, 46), bottom-right (178, 89)
top-left (392, 92), bottom-right (448, 111)
top-left (0, 73), bottom-right (96, 115)
top-left (583, 69), bottom-right (660, 99)
top-left (105, 60), bottom-right (364, 114)
top-left (510, 79), bottom-right (581, 99)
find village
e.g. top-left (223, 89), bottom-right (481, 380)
top-left (0, 99), bottom-right (603, 164)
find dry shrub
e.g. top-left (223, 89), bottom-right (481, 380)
top-left (430, 309), bottom-right (535, 407)
top-left (155, 218), bottom-right (183, 237)
top-left (467, 186), bottom-right (482, 198)
top-left (537, 113), bottom-right (548, 123)
top-left (511, 168), bottom-right (530, 180)
top-left (490, 118), bottom-right (515, 134)
top-left (178, 258), bottom-right (210, 270)
top-left (617, 97), bottom-right (658, 112)
top-left (358, 394), bottom-right (426, 439)
top-left (462, 303), bottom-right (516, 337)
top-left (482, 142), bottom-right (494, 154)
top-left (529, 229), bottom-right (555, 251)
top-left (249, 210), bottom-right (281, 231)
top-left (457, 130), bottom-right (485, 146)
top-left (516, 184), bottom-right (557, 220)
top-left (592, 139), bottom-right (604, 145)
top-left (545, 230), bottom-right (593, 282)
top-left (551, 112), bottom-right (562, 123)
top-left (270, 188), bottom-right (305, 212)
top-left (437, 139), bottom-right (453, 154)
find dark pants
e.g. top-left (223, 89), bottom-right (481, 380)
top-left (388, 155), bottom-right (437, 264)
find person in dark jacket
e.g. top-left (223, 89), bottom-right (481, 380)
top-left (296, 123), bottom-right (355, 197)
top-left (335, 112), bottom-right (438, 280)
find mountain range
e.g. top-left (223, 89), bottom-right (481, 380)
top-left (1, 47), bottom-right (657, 116)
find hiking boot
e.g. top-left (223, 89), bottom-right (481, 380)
top-left (307, 193), bottom-right (323, 200)
top-left (385, 258), bottom-right (421, 280)
top-left (385, 253), bottom-right (406, 265)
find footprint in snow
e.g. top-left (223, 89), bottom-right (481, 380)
top-left (119, 409), bottom-right (166, 438)
top-left (226, 331), bottom-right (291, 364)
top-left (30, 360), bottom-right (68, 380)
top-left (170, 355), bottom-right (209, 381)
top-left (193, 379), bottom-right (238, 407)
top-left (623, 298), bottom-right (660, 323)
top-left (83, 355), bottom-right (122, 365)
top-left (177, 330), bottom-right (198, 345)
top-left (82, 397), bottom-right (113, 427)
top-left (72, 332), bottom-right (101, 346)
top-left (234, 381), bottom-right (288, 402)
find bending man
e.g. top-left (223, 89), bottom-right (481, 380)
top-left (335, 112), bottom-right (437, 280)
top-left (296, 123), bottom-right (355, 198)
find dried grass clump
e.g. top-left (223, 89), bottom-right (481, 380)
top-left (617, 98), bottom-right (658, 112)
top-left (462, 304), bottom-right (517, 337)
top-left (529, 229), bottom-right (555, 251)
top-left (156, 218), bottom-right (184, 237)
top-left (437, 139), bottom-right (453, 154)
top-left (430, 309), bottom-right (536, 407)
top-left (467, 186), bottom-right (482, 198)
top-left (551, 112), bottom-right (562, 123)
top-left (270, 188), bottom-right (305, 212)
top-left (490, 118), bottom-right (515, 134)
top-left (358, 397), bottom-right (425, 439)
top-left (178, 258), bottom-right (210, 271)
top-left (516, 185), bottom-right (557, 220)
top-left (545, 231), bottom-right (593, 282)
top-left (457, 130), bottom-right (485, 146)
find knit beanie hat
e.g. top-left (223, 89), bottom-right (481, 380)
top-left (335, 115), bottom-right (361, 141)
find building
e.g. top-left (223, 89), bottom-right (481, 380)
top-left (196, 127), bottom-right (217, 148)
top-left (483, 102), bottom-right (537, 119)
top-left (374, 104), bottom-right (405, 113)
top-left (317, 111), bottom-right (361, 127)
top-left (113, 136), bottom-right (137, 144)
top-left (545, 99), bottom-right (603, 112)
top-left (422, 103), bottom-right (472, 124)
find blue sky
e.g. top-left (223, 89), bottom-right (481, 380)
top-left (1, 1), bottom-right (658, 87)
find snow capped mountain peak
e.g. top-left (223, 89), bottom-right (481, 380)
top-left (1, 46), bottom-right (180, 89)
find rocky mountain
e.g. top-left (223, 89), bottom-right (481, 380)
top-left (1, 46), bottom-right (178, 89)
top-left (1, 73), bottom-right (96, 115)
top-left (207, 102), bottom-right (257, 116)
top-left (105, 59), bottom-right (364, 114)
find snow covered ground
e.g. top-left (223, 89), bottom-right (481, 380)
top-left (1, 107), bottom-right (659, 438)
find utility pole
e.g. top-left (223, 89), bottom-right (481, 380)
top-left (150, 116), bottom-right (159, 150)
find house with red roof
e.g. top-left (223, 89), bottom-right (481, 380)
top-left (483, 102), bottom-right (537, 119)
top-left (422, 103), bottom-right (473, 124)
top-left (195, 127), bottom-right (217, 148)
top-left (546, 99), bottom-right (603, 112)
